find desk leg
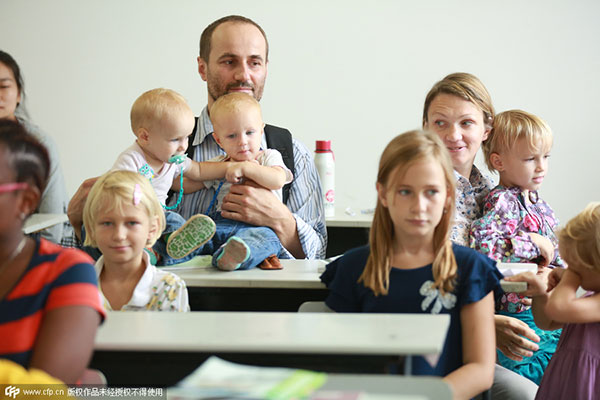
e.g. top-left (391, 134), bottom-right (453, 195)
top-left (404, 355), bottom-right (412, 375)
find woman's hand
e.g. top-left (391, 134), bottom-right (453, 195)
top-left (504, 270), bottom-right (548, 297)
top-left (495, 314), bottom-right (540, 361)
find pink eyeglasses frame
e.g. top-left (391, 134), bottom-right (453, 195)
top-left (0, 182), bottom-right (29, 194)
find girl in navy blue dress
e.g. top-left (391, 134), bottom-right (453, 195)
top-left (321, 130), bottom-right (503, 400)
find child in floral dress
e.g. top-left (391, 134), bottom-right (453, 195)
top-left (470, 110), bottom-right (565, 384)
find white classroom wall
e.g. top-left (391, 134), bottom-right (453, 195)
top-left (2, 0), bottom-right (599, 224)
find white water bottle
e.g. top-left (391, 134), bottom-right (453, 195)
top-left (315, 140), bottom-right (335, 218)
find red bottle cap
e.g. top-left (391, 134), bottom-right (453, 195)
top-left (316, 140), bottom-right (331, 152)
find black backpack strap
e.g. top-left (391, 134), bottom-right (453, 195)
top-left (264, 124), bottom-right (295, 205)
top-left (186, 116), bottom-right (199, 159)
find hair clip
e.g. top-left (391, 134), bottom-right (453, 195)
top-left (133, 184), bottom-right (142, 205)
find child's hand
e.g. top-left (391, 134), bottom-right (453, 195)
top-left (547, 268), bottom-right (566, 292)
top-left (225, 162), bottom-right (246, 184)
top-left (528, 233), bottom-right (554, 267)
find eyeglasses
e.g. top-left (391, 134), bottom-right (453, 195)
top-left (0, 182), bottom-right (28, 194)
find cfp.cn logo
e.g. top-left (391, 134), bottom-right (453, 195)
top-left (5, 386), bottom-right (20, 399)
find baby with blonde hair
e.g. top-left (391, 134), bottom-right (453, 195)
top-left (194, 92), bottom-right (293, 270)
top-left (111, 88), bottom-right (234, 265)
top-left (470, 109), bottom-right (565, 384)
top-left (83, 170), bottom-right (189, 311)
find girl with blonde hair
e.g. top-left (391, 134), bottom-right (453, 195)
top-left (506, 202), bottom-right (600, 399)
top-left (321, 130), bottom-right (502, 400)
top-left (83, 170), bottom-right (189, 311)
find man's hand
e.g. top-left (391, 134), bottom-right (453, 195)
top-left (221, 180), bottom-right (288, 227)
top-left (67, 177), bottom-right (99, 240)
top-left (221, 181), bottom-right (303, 258)
top-left (495, 314), bottom-right (540, 361)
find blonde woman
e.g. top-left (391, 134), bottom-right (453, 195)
top-left (423, 73), bottom-right (540, 399)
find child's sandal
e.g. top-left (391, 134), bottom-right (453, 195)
top-left (166, 214), bottom-right (216, 259)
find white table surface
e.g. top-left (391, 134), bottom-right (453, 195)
top-left (326, 209), bottom-right (373, 228)
top-left (164, 258), bottom-right (521, 293)
top-left (163, 258), bottom-right (326, 289)
top-left (320, 374), bottom-right (452, 399)
top-left (95, 311), bottom-right (450, 356)
top-left (168, 375), bottom-right (449, 400)
top-left (23, 213), bottom-right (68, 234)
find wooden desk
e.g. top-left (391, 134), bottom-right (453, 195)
top-left (23, 213), bottom-right (68, 234)
top-left (92, 311), bottom-right (450, 386)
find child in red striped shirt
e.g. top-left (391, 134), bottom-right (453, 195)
top-left (0, 119), bottom-right (105, 384)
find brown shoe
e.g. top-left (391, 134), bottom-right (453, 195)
top-left (258, 254), bottom-right (283, 270)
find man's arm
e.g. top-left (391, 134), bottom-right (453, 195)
top-left (67, 177), bottom-right (99, 241)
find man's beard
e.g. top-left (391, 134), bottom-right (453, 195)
top-left (207, 75), bottom-right (265, 103)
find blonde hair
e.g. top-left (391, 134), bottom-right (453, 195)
top-left (558, 202), bottom-right (600, 274)
top-left (210, 92), bottom-right (262, 133)
top-left (130, 88), bottom-right (193, 134)
top-left (423, 72), bottom-right (495, 131)
top-left (483, 109), bottom-right (553, 172)
top-left (359, 130), bottom-right (457, 296)
top-left (83, 170), bottom-right (166, 247)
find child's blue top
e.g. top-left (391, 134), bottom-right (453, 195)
top-left (320, 243), bottom-right (503, 377)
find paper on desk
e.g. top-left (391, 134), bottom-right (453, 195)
top-left (169, 356), bottom-right (327, 400)
top-left (496, 262), bottom-right (537, 277)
